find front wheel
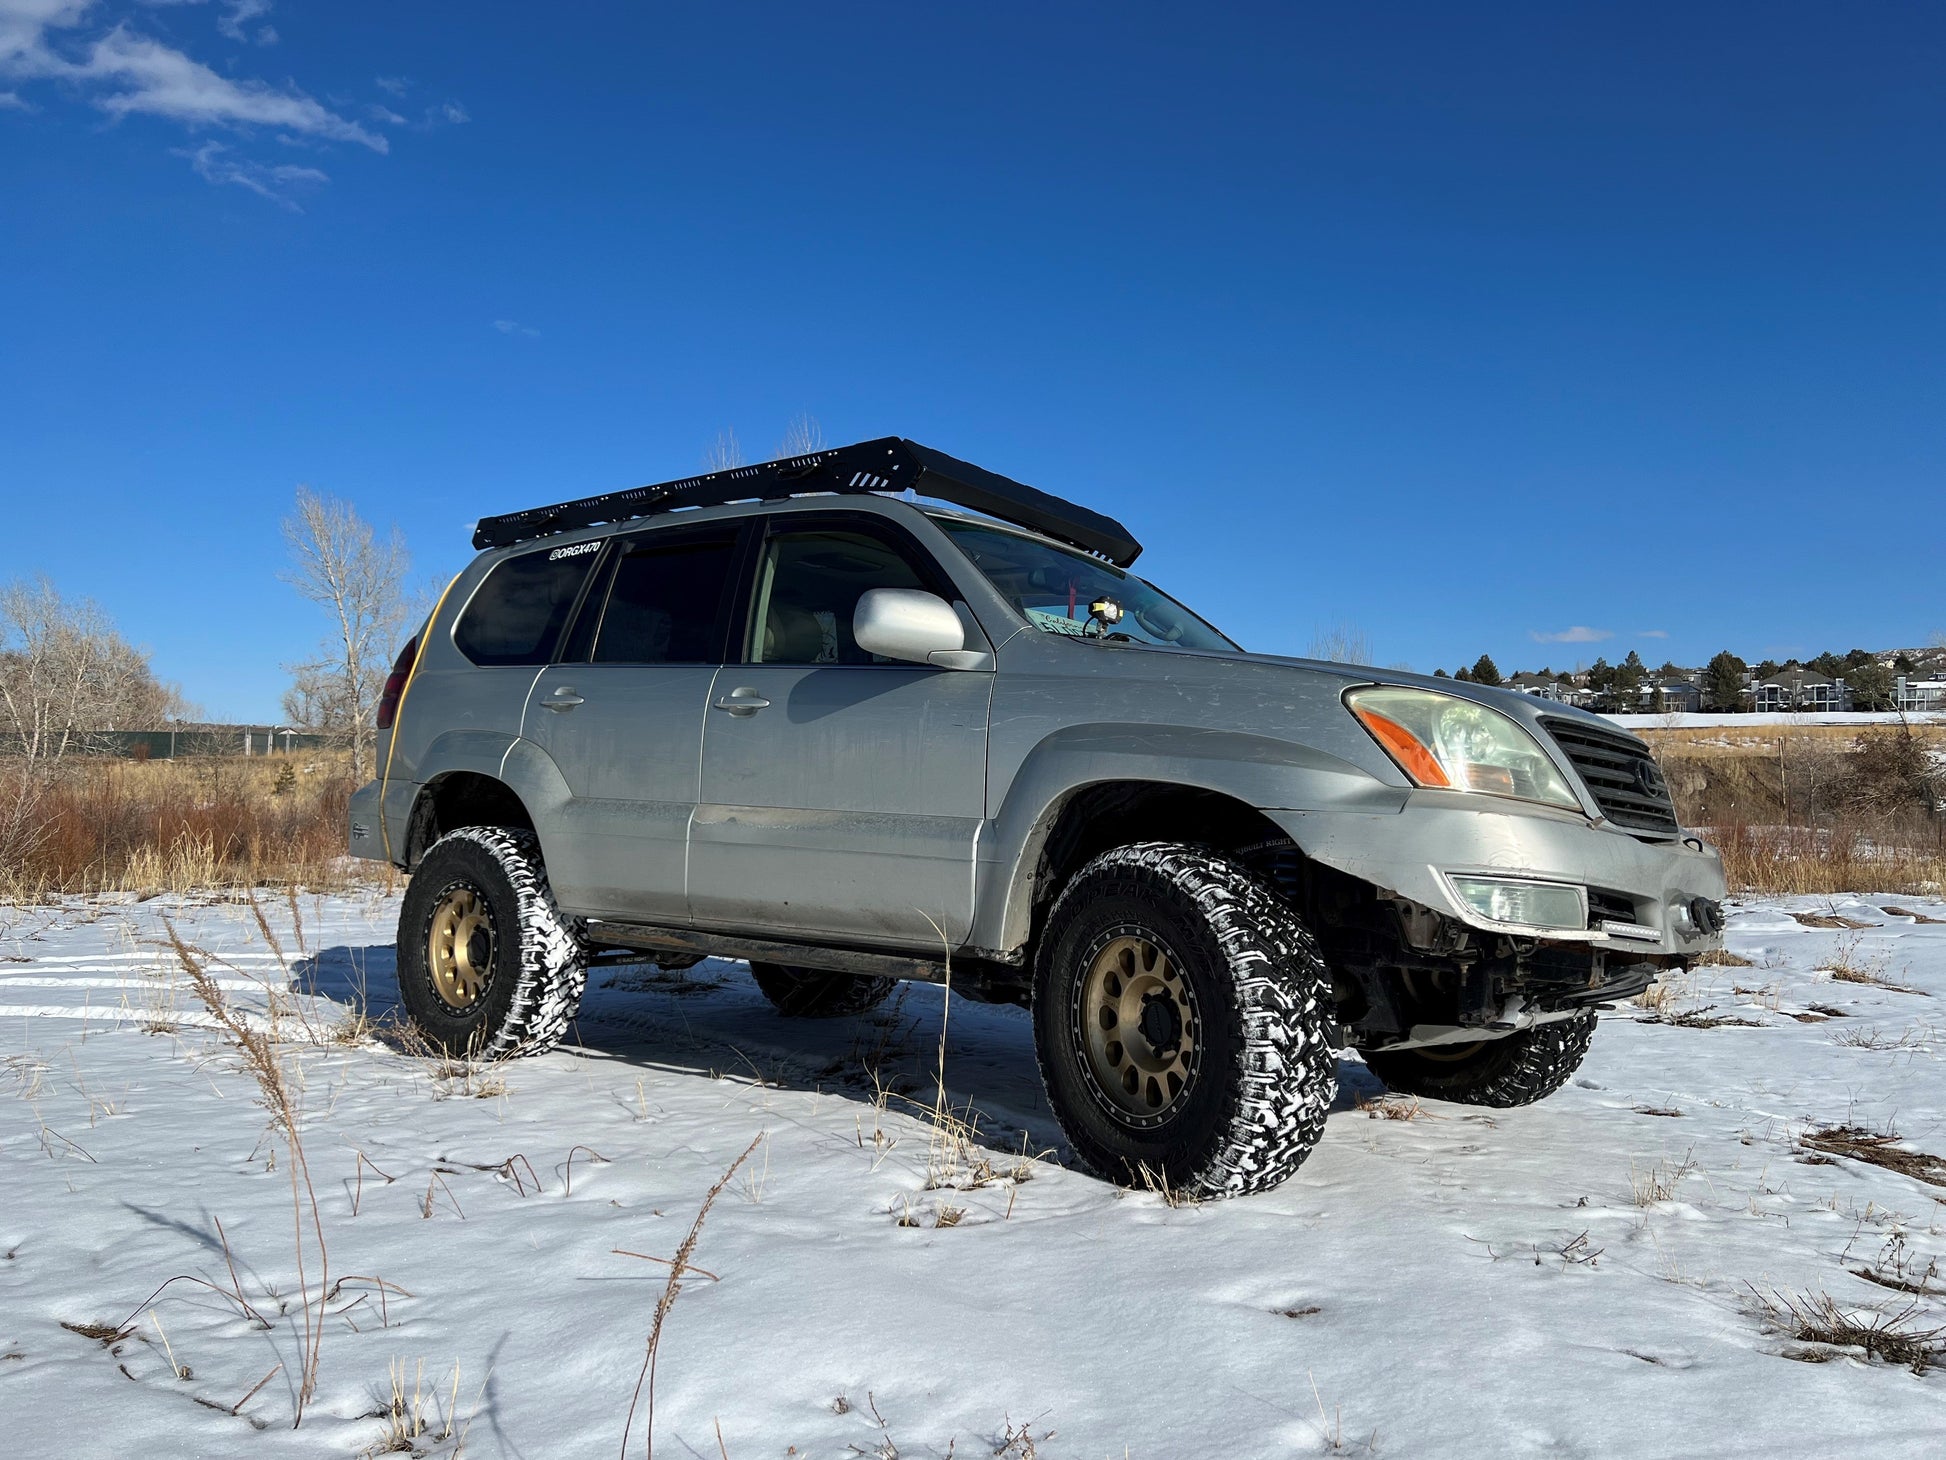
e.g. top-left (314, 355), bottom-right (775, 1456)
top-left (1360, 1011), bottom-right (1597, 1107)
top-left (1033, 842), bottom-right (1338, 1199)
top-left (396, 826), bottom-right (588, 1058)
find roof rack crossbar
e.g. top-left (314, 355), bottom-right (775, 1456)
top-left (470, 437), bottom-right (1142, 565)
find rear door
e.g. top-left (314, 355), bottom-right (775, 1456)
top-left (689, 513), bottom-right (993, 946)
top-left (520, 522), bottom-right (747, 921)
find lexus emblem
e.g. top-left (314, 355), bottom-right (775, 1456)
top-left (1634, 759), bottom-right (1667, 798)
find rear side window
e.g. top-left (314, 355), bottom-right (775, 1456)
top-left (453, 546), bottom-right (599, 666)
top-left (591, 532), bottom-right (741, 664)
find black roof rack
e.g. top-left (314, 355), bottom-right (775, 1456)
top-left (470, 437), bottom-right (1143, 566)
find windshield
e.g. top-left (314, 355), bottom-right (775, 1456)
top-left (935, 517), bottom-right (1238, 652)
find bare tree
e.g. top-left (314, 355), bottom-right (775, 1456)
top-left (703, 429), bottom-right (744, 472)
top-left (776, 412), bottom-right (825, 459)
top-left (280, 487), bottom-right (411, 782)
top-left (1307, 623), bottom-right (1374, 667)
top-left (0, 576), bottom-right (187, 761)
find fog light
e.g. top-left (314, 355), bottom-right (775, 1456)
top-left (1447, 875), bottom-right (1588, 931)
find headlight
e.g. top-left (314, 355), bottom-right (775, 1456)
top-left (1346, 686), bottom-right (1583, 812)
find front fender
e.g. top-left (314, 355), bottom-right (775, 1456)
top-left (972, 723), bottom-right (1407, 954)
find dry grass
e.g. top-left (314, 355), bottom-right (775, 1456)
top-left (1799, 1124), bottom-right (1946, 1188)
top-left (1630, 1151), bottom-right (1698, 1206)
top-left (1358, 1092), bottom-right (1435, 1121)
top-left (1820, 933), bottom-right (1927, 995)
top-left (1713, 822), bottom-right (1946, 898)
top-left (364, 1358), bottom-right (476, 1457)
top-left (166, 910), bottom-right (330, 1425)
top-left (0, 753), bottom-right (369, 899)
top-left (1693, 948), bottom-right (1754, 967)
top-left (1752, 1287), bottom-right (1945, 1373)
top-left (1636, 723), bottom-right (1946, 895)
top-left (619, 1135), bottom-right (763, 1460)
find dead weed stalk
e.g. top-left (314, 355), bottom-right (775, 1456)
top-left (619, 1134), bottom-right (762, 1460)
top-left (166, 918), bottom-right (328, 1426)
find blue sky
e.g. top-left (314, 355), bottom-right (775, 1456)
top-left (3, 2), bottom-right (1942, 721)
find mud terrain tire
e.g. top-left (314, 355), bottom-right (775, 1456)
top-left (1033, 842), bottom-right (1338, 1199)
top-left (1360, 1011), bottom-right (1597, 1107)
top-left (749, 963), bottom-right (896, 1018)
top-left (396, 826), bottom-right (587, 1058)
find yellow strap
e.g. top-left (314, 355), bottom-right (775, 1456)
top-left (379, 572), bottom-right (463, 866)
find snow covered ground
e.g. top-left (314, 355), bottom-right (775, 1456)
top-left (4, 888), bottom-right (1945, 1458)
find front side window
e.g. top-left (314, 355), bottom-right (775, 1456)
top-left (453, 545), bottom-right (598, 666)
top-left (590, 532), bottom-right (740, 664)
top-left (935, 517), bottom-right (1237, 651)
top-left (748, 528), bottom-right (933, 665)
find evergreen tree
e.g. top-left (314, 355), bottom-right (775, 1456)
top-left (1703, 651), bottom-right (1747, 712)
top-left (1454, 667), bottom-right (1473, 682)
top-left (1846, 661), bottom-right (1894, 711)
top-left (1470, 654), bottom-right (1502, 687)
top-left (1432, 667), bottom-right (1449, 678)
top-left (1807, 651), bottom-right (1846, 678)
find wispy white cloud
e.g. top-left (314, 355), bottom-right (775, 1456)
top-left (1638, 629), bottom-right (1670, 639)
top-left (0, 86), bottom-right (27, 106)
top-left (373, 73), bottom-right (406, 97)
top-left (133, 0), bottom-right (275, 45)
top-left (426, 99), bottom-right (465, 125)
top-left (3, 2), bottom-right (383, 149)
top-left (175, 137), bottom-right (322, 207)
top-left (493, 319), bottom-right (539, 338)
top-left (1530, 625), bottom-right (1614, 644)
top-left (214, 0), bottom-right (271, 45)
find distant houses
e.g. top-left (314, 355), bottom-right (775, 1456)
top-left (1898, 675), bottom-right (1946, 712)
top-left (1749, 668), bottom-right (1847, 713)
top-left (1500, 660), bottom-right (1943, 715)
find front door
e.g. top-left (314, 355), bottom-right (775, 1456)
top-left (690, 516), bottom-right (992, 947)
top-left (521, 523), bottom-right (746, 922)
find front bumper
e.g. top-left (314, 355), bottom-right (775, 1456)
top-left (1268, 791), bottom-right (1726, 957)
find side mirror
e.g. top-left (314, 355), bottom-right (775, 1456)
top-left (854, 588), bottom-right (976, 667)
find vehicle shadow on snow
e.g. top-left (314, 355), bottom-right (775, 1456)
top-left (294, 944), bottom-right (1384, 1170)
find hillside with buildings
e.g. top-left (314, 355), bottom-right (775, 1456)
top-left (1441, 646), bottom-right (1946, 715)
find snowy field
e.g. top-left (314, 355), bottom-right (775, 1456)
top-left (3, 889), bottom-right (1945, 1458)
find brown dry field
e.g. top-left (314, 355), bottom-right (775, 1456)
top-left (2, 722), bottom-right (1940, 900)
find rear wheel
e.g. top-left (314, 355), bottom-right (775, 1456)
top-left (396, 826), bottom-right (588, 1058)
top-left (1360, 1011), bottom-right (1597, 1107)
top-left (1033, 842), bottom-right (1338, 1199)
top-left (749, 963), bottom-right (895, 1018)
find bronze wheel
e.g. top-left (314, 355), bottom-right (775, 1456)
top-left (1072, 928), bottom-right (1203, 1129)
top-left (1033, 843), bottom-right (1338, 1198)
top-left (426, 882), bottom-right (495, 1012)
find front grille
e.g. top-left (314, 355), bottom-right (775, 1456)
top-left (1540, 717), bottom-right (1681, 837)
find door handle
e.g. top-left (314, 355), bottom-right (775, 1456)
top-left (712, 688), bottom-right (771, 715)
top-left (540, 689), bottom-right (585, 711)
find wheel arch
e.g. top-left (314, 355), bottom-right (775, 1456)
top-left (976, 724), bottom-right (1400, 960)
top-left (406, 771), bottom-right (535, 869)
top-left (987, 777), bottom-right (1303, 960)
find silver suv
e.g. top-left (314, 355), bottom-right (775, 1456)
top-left (349, 438), bottom-right (1725, 1199)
